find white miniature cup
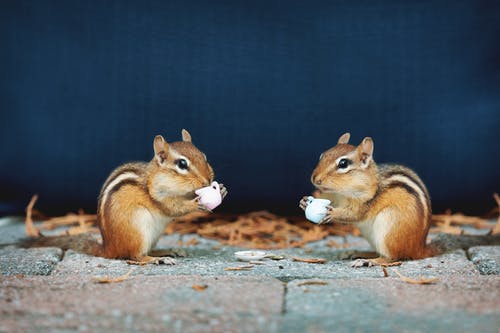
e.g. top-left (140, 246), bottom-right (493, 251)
top-left (195, 181), bottom-right (223, 210)
top-left (305, 196), bottom-right (331, 224)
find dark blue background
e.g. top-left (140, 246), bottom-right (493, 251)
top-left (1, 0), bottom-right (499, 216)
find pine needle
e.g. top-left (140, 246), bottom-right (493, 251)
top-left (292, 257), bottom-right (327, 264)
top-left (491, 193), bottom-right (500, 235)
top-left (192, 284), bottom-right (208, 291)
top-left (297, 280), bottom-right (329, 286)
top-left (394, 269), bottom-right (438, 285)
top-left (93, 268), bottom-right (134, 284)
top-left (25, 194), bottom-right (42, 237)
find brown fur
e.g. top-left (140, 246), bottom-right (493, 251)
top-left (100, 181), bottom-right (151, 259)
top-left (97, 131), bottom-right (214, 262)
top-left (169, 141), bottom-right (214, 181)
top-left (309, 133), bottom-right (433, 260)
top-left (21, 130), bottom-right (216, 264)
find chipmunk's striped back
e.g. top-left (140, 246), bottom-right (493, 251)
top-left (363, 164), bottom-right (432, 259)
top-left (97, 162), bottom-right (147, 237)
top-left (377, 164), bottom-right (432, 229)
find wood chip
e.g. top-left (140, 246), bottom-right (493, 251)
top-left (297, 280), bottom-right (329, 286)
top-left (61, 224), bottom-right (99, 236)
top-left (21, 192), bottom-right (500, 251)
top-left (491, 193), bottom-right (500, 235)
top-left (93, 268), bottom-right (134, 284)
top-left (192, 284), bottom-right (208, 291)
top-left (292, 257), bottom-right (327, 264)
top-left (326, 239), bottom-right (340, 248)
top-left (393, 269), bottom-right (438, 285)
top-left (166, 211), bottom-right (358, 249)
top-left (25, 195), bottom-right (42, 237)
top-left (381, 267), bottom-right (389, 277)
top-left (431, 210), bottom-right (494, 232)
top-left (224, 265), bottom-right (254, 271)
top-left (178, 237), bottom-right (200, 246)
top-left (40, 212), bottom-right (97, 231)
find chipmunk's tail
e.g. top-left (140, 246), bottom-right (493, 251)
top-left (18, 234), bottom-right (103, 257)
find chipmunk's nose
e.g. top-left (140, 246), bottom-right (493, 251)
top-left (311, 174), bottom-right (322, 185)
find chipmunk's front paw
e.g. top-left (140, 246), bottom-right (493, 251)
top-left (299, 196), bottom-right (310, 211)
top-left (219, 183), bottom-right (228, 199)
top-left (350, 259), bottom-right (375, 268)
top-left (155, 257), bottom-right (177, 265)
top-left (318, 206), bottom-right (334, 224)
top-left (127, 256), bottom-right (176, 266)
top-left (194, 197), bottom-right (212, 213)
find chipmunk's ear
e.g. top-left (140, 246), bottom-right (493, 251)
top-left (181, 129), bottom-right (192, 142)
top-left (357, 137), bottom-right (373, 168)
top-left (153, 135), bottom-right (169, 165)
top-left (337, 132), bottom-right (350, 144)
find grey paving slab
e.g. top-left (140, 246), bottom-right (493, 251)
top-left (0, 275), bottom-right (283, 333)
top-left (468, 245), bottom-right (500, 275)
top-left (461, 225), bottom-right (494, 235)
top-left (52, 246), bottom-right (479, 281)
top-left (1, 218), bottom-right (500, 333)
top-left (303, 236), bottom-right (345, 250)
top-left (283, 276), bottom-right (500, 333)
top-left (389, 249), bottom-right (479, 277)
top-left (0, 217), bottom-right (27, 244)
top-left (0, 246), bottom-right (62, 276)
top-left (0, 225), bottom-right (486, 280)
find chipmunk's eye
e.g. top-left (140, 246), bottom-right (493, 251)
top-left (176, 159), bottom-right (189, 170)
top-left (337, 158), bottom-right (350, 169)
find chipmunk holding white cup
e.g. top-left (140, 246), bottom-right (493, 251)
top-left (25, 129), bottom-right (227, 265)
top-left (300, 132), bottom-right (434, 266)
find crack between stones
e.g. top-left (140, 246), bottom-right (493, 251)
top-left (465, 248), bottom-right (472, 261)
top-left (281, 281), bottom-right (288, 315)
top-left (59, 249), bottom-right (68, 262)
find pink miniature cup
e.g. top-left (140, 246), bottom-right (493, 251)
top-left (195, 181), bottom-right (223, 210)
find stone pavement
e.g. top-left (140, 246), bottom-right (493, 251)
top-left (0, 217), bottom-right (499, 332)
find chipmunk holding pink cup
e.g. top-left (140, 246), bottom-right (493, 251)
top-left (300, 132), bottom-right (434, 266)
top-left (96, 129), bottom-right (227, 265)
top-left (26, 129), bottom-right (227, 265)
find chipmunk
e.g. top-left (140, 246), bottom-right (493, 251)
top-left (300, 132), bottom-right (434, 266)
top-left (23, 129), bottom-right (227, 265)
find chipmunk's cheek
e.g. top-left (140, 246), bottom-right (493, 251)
top-left (318, 184), bottom-right (335, 193)
top-left (175, 180), bottom-right (196, 196)
top-left (324, 180), bottom-right (338, 191)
